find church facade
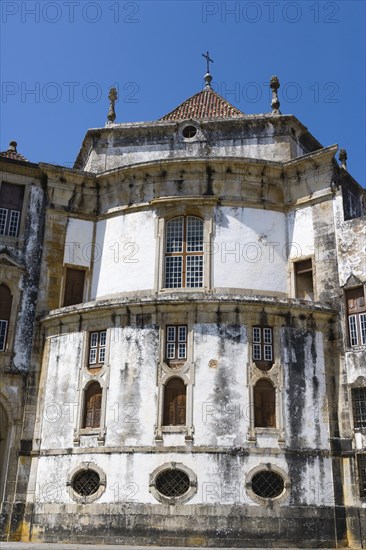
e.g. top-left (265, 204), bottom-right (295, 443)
top-left (0, 71), bottom-right (365, 547)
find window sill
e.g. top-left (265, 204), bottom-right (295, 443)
top-left (162, 426), bottom-right (187, 433)
top-left (254, 427), bottom-right (279, 434)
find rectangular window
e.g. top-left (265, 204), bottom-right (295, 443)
top-left (0, 183), bottom-right (24, 237)
top-left (252, 327), bottom-right (273, 370)
top-left (346, 287), bottom-right (366, 347)
top-left (352, 387), bottom-right (366, 429)
top-left (165, 325), bottom-right (187, 362)
top-left (164, 216), bottom-right (203, 289)
top-left (88, 331), bottom-right (106, 369)
top-left (295, 259), bottom-right (314, 300)
top-left (357, 454), bottom-right (366, 498)
top-left (0, 320), bottom-right (8, 352)
top-left (63, 267), bottom-right (85, 307)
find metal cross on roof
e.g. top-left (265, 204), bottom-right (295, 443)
top-left (202, 51), bottom-right (213, 73)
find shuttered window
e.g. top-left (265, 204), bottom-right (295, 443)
top-left (346, 287), bottom-right (366, 347)
top-left (63, 268), bottom-right (85, 307)
top-left (0, 284), bottom-right (12, 351)
top-left (0, 183), bottom-right (24, 237)
top-left (83, 382), bottom-right (102, 429)
top-left (254, 379), bottom-right (276, 428)
top-left (163, 377), bottom-right (186, 426)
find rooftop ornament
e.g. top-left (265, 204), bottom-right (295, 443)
top-left (107, 87), bottom-right (118, 124)
top-left (202, 51), bottom-right (214, 90)
top-left (339, 148), bottom-right (348, 170)
top-left (270, 75), bottom-right (281, 115)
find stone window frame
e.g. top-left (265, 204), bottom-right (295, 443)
top-left (291, 255), bottom-right (315, 301)
top-left (248, 325), bottom-right (284, 444)
top-left (73, 325), bottom-right (111, 446)
top-left (149, 462), bottom-right (197, 504)
top-left (155, 318), bottom-right (195, 441)
top-left (156, 204), bottom-right (213, 294)
top-left (0, 179), bottom-right (30, 245)
top-left (245, 463), bottom-right (290, 505)
top-left (67, 462), bottom-right (106, 504)
top-left (0, 262), bottom-right (23, 364)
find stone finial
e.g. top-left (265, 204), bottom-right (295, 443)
top-left (339, 148), bottom-right (348, 170)
top-left (204, 72), bottom-right (213, 90)
top-left (9, 141), bottom-right (17, 152)
top-left (107, 87), bottom-right (118, 124)
top-left (270, 75), bottom-right (281, 115)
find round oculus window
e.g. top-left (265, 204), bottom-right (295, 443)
top-left (251, 470), bottom-right (284, 499)
top-left (155, 468), bottom-right (190, 497)
top-left (182, 125), bottom-right (197, 139)
top-left (72, 469), bottom-right (100, 497)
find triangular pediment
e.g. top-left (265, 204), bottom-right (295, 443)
top-left (343, 273), bottom-right (363, 288)
top-left (0, 252), bottom-right (24, 270)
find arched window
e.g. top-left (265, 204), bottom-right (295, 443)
top-left (0, 284), bottom-right (12, 351)
top-left (165, 216), bottom-right (203, 288)
top-left (254, 379), bottom-right (276, 428)
top-left (163, 377), bottom-right (186, 426)
top-left (83, 382), bottom-right (102, 429)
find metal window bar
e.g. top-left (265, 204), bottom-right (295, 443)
top-left (156, 469), bottom-right (190, 497)
top-left (357, 454), bottom-right (366, 498)
top-left (73, 470), bottom-right (100, 496)
top-left (352, 388), bottom-right (366, 428)
top-left (251, 471), bottom-right (284, 499)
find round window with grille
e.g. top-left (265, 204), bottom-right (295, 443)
top-left (156, 468), bottom-right (190, 497)
top-left (72, 469), bottom-right (100, 497)
top-left (251, 470), bottom-right (284, 499)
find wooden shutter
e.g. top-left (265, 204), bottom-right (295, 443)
top-left (0, 285), bottom-right (12, 321)
top-left (163, 378), bottom-right (186, 426)
top-left (346, 287), bottom-right (366, 314)
top-left (63, 268), bottom-right (85, 306)
top-left (254, 379), bottom-right (276, 428)
top-left (83, 383), bottom-right (102, 428)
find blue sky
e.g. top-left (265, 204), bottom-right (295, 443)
top-left (1, 0), bottom-right (365, 185)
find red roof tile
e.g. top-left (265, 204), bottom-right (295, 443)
top-left (160, 88), bottom-right (244, 121)
top-left (0, 144), bottom-right (29, 162)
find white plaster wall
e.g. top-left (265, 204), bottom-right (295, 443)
top-left (286, 206), bottom-right (314, 260)
top-left (105, 326), bottom-right (158, 447)
top-left (40, 334), bottom-right (82, 450)
top-left (193, 323), bottom-right (248, 446)
top-left (32, 450), bottom-right (334, 506)
top-left (91, 211), bottom-right (157, 299)
top-left (213, 207), bottom-right (287, 292)
top-left (282, 330), bottom-right (330, 449)
top-left (63, 218), bottom-right (94, 268)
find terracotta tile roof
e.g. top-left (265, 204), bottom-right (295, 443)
top-left (0, 142), bottom-right (29, 162)
top-left (160, 88), bottom-right (244, 121)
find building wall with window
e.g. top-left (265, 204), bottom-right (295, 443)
top-left (1, 84), bottom-right (366, 547)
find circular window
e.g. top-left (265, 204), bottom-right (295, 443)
top-left (149, 462), bottom-right (197, 504)
top-left (251, 471), bottom-right (284, 498)
top-left (156, 469), bottom-right (190, 497)
top-left (182, 125), bottom-right (197, 139)
top-left (73, 469), bottom-right (100, 497)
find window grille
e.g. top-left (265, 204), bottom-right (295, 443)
top-left (352, 388), bottom-right (366, 429)
top-left (251, 471), bottom-right (284, 498)
top-left (357, 455), bottom-right (366, 497)
top-left (155, 469), bottom-right (190, 497)
top-left (73, 470), bottom-right (100, 496)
